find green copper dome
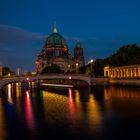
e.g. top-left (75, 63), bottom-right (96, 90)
top-left (45, 32), bottom-right (67, 46)
top-left (75, 42), bottom-right (82, 48)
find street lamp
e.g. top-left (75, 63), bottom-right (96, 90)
top-left (68, 64), bottom-right (70, 72)
top-left (89, 59), bottom-right (94, 76)
top-left (76, 63), bottom-right (79, 74)
top-left (90, 59), bottom-right (93, 63)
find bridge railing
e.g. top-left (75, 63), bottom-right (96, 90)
top-left (0, 74), bottom-right (91, 89)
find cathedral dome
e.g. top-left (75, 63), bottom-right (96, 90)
top-left (45, 23), bottom-right (67, 46)
top-left (45, 32), bottom-right (67, 46)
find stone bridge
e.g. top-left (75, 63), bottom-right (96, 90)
top-left (0, 74), bottom-right (91, 89)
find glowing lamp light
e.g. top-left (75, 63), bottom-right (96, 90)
top-left (69, 76), bottom-right (72, 79)
top-left (90, 59), bottom-right (94, 63)
top-left (25, 90), bottom-right (30, 97)
top-left (26, 77), bottom-right (29, 81)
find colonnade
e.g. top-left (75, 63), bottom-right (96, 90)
top-left (104, 65), bottom-right (140, 78)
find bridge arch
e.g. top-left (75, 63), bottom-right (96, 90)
top-left (32, 75), bottom-right (91, 86)
top-left (0, 75), bottom-right (91, 90)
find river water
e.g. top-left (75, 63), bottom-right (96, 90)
top-left (0, 82), bottom-right (140, 140)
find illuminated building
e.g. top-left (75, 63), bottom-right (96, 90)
top-left (35, 24), bottom-right (85, 73)
top-left (104, 65), bottom-right (140, 78)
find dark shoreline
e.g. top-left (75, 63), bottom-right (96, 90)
top-left (91, 78), bottom-right (140, 87)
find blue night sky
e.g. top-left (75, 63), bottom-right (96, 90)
top-left (0, 0), bottom-right (140, 72)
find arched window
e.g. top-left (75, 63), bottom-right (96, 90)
top-left (55, 50), bottom-right (59, 57)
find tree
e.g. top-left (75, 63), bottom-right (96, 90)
top-left (42, 64), bottom-right (61, 74)
top-left (2, 67), bottom-right (12, 76)
top-left (86, 44), bottom-right (140, 77)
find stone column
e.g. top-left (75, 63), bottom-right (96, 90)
top-left (120, 69), bottom-right (122, 78)
top-left (116, 69), bottom-right (118, 78)
top-left (134, 68), bottom-right (137, 77)
top-left (132, 68), bottom-right (134, 78)
top-left (138, 68), bottom-right (140, 77)
top-left (112, 70), bottom-right (115, 78)
top-left (126, 69), bottom-right (129, 77)
top-left (130, 68), bottom-right (132, 77)
top-left (114, 70), bottom-right (116, 78)
top-left (123, 69), bottom-right (125, 78)
top-left (122, 69), bottom-right (124, 78)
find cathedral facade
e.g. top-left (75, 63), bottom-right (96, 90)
top-left (35, 24), bottom-right (85, 73)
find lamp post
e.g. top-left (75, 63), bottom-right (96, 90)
top-left (76, 63), bottom-right (79, 74)
top-left (90, 59), bottom-right (93, 63)
top-left (68, 64), bottom-right (70, 72)
top-left (90, 59), bottom-right (94, 76)
top-left (8, 73), bottom-right (11, 77)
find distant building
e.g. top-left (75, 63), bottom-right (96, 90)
top-left (104, 65), bottom-right (140, 78)
top-left (0, 66), bottom-right (11, 76)
top-left (35, 24), bottom-right (85, 73)
top-left (16, 68), bottom-right (20, 76)
top-left (74, 42), bottom-right (85, 67)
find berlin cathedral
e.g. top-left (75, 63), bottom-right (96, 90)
top-left (35, 24), bottom-right (85, 73)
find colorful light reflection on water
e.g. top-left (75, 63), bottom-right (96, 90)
top-left (24, 90), bottom-right (35, 130)
top-left (0, 83), bottom-right (140, 139)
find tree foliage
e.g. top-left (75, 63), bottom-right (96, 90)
top-left (2, 67), bottom-right (12, 76)
top-left (41, 64), bottom-right (61, 74)
top-left (91, 44), bottom-right (140, 76)
top-left (105, 44), bottom-right (140, 66)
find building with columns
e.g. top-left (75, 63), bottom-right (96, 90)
top-left (104, 65), bottom-right (140, 78)
top-left (35, 24), bottom-right (85, 73)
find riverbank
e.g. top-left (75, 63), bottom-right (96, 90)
top-left (109, 78), bottom-right (140, 86)
top-left (91, 77), bottom-right (140, 86)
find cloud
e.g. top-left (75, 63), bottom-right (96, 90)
top-left (0, 25), bottom-right (140, 70)
top-left (0, 25), bottom-right (47, 71)
top-left (0, 25), bottom-right (46, 45)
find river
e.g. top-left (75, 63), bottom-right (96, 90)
top-left (0, 82), bottom-right (140, 140)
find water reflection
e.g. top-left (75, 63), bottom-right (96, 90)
top-left (104, 86), bottom-right (140, 100)
top-left (42, 90), bottom-right (69, 125)
top-left (7, 84), bottom-right (13, 104)
top-left (16, 82), bottom-right (22, 97)
top-left (87, 94), bottom-right (102, 132)
top-left (74, 90), bottom-right (83, 124)
top-left (0, 98), bottom-right (7, 139)
top-left (24, 90), bottom-right (35, 130)
top-left (68, 88), bottom-right (103, 134)
top-left (68, 88), bottom-right (76, 127)
top-left (1, 83), bottom-right (140, 139)
top-left (104, 86), bottom-right (140, 117)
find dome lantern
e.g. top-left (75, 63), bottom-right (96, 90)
top-left (53, 22), bottom-right (57, 33)
top-left (45, 24), bottom-right (67, 46)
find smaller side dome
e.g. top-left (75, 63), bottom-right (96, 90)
top-left (75, 42), bottom-right (82, 48)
